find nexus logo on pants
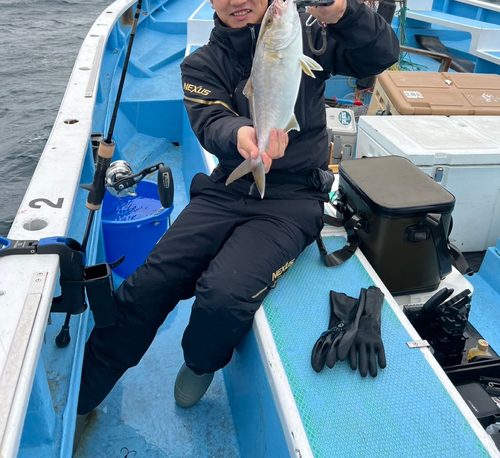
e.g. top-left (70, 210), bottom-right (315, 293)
top-left (272, 259), bottom-right (295, 282)
top-left (251, 259), bottom-right (296, 300)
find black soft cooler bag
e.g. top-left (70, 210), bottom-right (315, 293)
top-left (332, 156), bottom-right (456, 295)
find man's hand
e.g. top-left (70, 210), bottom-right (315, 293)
top-left (237, 126), bottom-right (288, 173)
top-left (307, 0), bottom-right (347, 25)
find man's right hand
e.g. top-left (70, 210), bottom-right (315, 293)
top-left (237, 126), bottom-right (288, 174)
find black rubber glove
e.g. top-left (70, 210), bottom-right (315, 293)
top-left (348, 286), bottom-right (387, 378)
top-left (311, 290), bottom-right (363, 373)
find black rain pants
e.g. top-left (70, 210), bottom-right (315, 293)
top-left (77, 172), bottom-right (324, 415)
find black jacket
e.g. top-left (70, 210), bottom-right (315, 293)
top-left (181, 0), bottom-right (399, 185)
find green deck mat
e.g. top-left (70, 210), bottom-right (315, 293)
top-left (263, 236), bottom-right (489, 458)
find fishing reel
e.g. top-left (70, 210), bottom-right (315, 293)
top-left (105, 160), bottom-right (174, 209)
top-left (106, 161), bottom-right (138, 197)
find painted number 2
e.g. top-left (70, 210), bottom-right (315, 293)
top-left (29, 198), bottom-right (64, 209)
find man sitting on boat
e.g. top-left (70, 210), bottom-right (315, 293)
top-left (76, 0), bottom-right (398, 422)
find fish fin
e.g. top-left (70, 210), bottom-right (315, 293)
top-left (284, 114), bottom-right (300, 133)
top-left (300, 54), bottom-right (323, 78)
top-left (243, 77), bottom-right (253, 101)
top-left (226, 158), bottom-right (253, 186)
top-left (252, 160), bottom-right (266, 199)
top-left (243, 78), bottom-right (255, 121)
top-left (226, 158), bottom-right (266, 198)
top-left (265, 52), bottom-right (280, 60)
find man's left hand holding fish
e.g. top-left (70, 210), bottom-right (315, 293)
top-left (237, 126), bottom-right (289, 175)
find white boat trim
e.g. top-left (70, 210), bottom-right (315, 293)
top-left (407, 0), bottom-right (500, 14)
top-left (254, 307), bottom-right (314, 457)
top-left (456, 0), bottom-right (500, 13)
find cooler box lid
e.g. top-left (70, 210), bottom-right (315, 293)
top-left (449, 116), bottom-right (500, 149)
top-left (375, 71), bottom-right (500, 115)
top-left (357, 115), bottom-right (500, 166)
top-left (339, 156), bottom-right (455, 218)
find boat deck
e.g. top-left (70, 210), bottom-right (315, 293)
top-left (66, 1), bottom-right (500, 456)
top-left (9, 0), bottom-right (500, 456)
top-left (69, 168), bottom-right (497, 457)
top-left (72, 209), bottom-right (496, 457)
top-left (74, 300), bottom-right (241, 457)
top-left (72, 121), bottom-right (243, 457)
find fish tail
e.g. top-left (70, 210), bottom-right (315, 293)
top-left (225, 157), bottom-right (266, 199)
top-left (225, 158), bottom-right (253, 186)
top-left (252, 160), bottom-right (266, 199)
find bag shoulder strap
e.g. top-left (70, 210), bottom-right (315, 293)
top-left (317, 213), bottom-right (363, 267)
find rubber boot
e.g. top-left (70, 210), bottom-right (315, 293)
top-left (174, 363), bottom-right (214, 408)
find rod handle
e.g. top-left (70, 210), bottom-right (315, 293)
top-left (81, 139), bottom-right (116, 211)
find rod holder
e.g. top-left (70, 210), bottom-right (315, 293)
top-left (84, 263), bottom-right (116, 329)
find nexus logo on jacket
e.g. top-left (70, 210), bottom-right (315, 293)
top-left (183, 83), bottom-right (211, 96)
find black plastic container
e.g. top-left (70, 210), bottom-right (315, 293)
top-left (337, 156), bottom-right (456, 295)
top-left (445, 358), bottom-right (500, 432)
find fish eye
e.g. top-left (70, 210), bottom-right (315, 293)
top-left (266, 17), bottom-right (273, 26)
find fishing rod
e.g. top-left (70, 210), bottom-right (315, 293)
top-left (56, 0), bottom-right (144, 347)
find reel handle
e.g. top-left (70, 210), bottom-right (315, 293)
top-left (158, 165), bottom-right (174, 209)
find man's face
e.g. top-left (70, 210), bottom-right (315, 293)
top-left (210, 0), bottom-right (269, 28)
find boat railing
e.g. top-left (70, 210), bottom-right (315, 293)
top-left (400, 44), bottom-right (453, 71)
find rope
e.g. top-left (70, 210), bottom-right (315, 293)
top-left (306, 15), bottom-right (328, 56)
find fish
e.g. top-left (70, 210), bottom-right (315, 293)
top-left (225, 0), bottom-right (323, 198)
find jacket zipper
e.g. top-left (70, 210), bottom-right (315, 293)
top-left (249, 25), bottom-right (256, 61)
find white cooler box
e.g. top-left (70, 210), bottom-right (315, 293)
top-left (356, 115), bottom-right (500, 252)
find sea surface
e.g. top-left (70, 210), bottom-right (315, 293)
top-left (0, 0), bottom-right (111, 237)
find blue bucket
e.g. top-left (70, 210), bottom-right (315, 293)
top-left (102, 180), bottom-right (173, 278)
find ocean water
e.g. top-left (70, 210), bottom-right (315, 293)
top-left (0, 0), bottom-right (110, 237)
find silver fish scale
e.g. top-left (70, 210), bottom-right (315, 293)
top-left (251, 8), bottom-right (303, 153)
